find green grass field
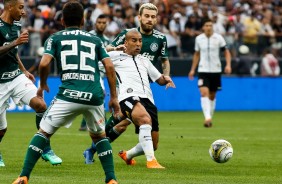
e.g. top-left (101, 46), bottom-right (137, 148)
top-left (1, 111), bottom-right (282, 184)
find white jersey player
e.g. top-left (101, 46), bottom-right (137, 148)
top-left (189, 18), bottom-right (232, 127)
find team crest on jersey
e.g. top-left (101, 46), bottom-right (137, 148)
top-left (0, 23), bottom-right (4, 26)
top-left (150, 43), bottom-right (158, 52)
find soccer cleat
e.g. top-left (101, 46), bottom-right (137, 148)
top-left (204, 119), bottom-right (212, 128)
top-left (12, 176), bottom-right (28, 184)
top-left (118, 150), bottom-right (136, 165)
top-left (83, 148), bottom-right (95, 164)
top-left (42, 150), bottom-right (62, 165)
top-left (147, 159), bottom-right (165, 169)
top-left (0, 153), bottom-right (5, 167)
top-left (204, 122), bottom-right (212, 128)
top-left (106, 179), bottom-right (118, 184)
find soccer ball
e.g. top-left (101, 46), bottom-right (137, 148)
top-left (209, 139), bottom-right (233, 163)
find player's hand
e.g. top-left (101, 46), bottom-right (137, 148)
top-left (15, 30), bottom-right (29, 46)
top-left (37, 84), bottom-right (49, 98)
top-left (23, 70), bottom-right (35, 83)
top-left (164, 76), bottom-right (176, 89)
top-left (224, 65), bottom-right (232, 74)
top-left (188, 70), bottom-right (195, 80)
top-left (115, 44), bottom-right (126, 52)
top-left (108, 97), bottom-right (121, 118)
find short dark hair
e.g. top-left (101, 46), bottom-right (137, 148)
top-left (201, 18), bottom-right (212, 27)
top-left (62, 0), bottom-right (84, 27)
top-left (97, 14), bottom-right (108, 20)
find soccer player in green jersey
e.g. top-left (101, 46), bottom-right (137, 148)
top-left (107, 4), bottom-right (170, 75)
top-left (0, 0), bottom-right (61, 167)
top-left (13, 1), bottom-right (120, 184)
top-left (83, 3), bottom-right (173, 166)
top-left (79, 14), bottom-right (110, 132)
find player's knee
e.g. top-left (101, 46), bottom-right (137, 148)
top-left (35, 102), bottom-right (47, 112)
top-left (200, 92), bottom-right (208, 97)
top-left (139, 115), bottom-right (152, 126)
top-left (30, 98), bottom-right (47, 112)
top-left (90, 132), bottom-right (106, 143)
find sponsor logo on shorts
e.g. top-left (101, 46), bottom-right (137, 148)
top-left (97, 118), bottom-right (104, 125)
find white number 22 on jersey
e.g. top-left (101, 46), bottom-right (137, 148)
top-left (61, 40), bottom-right (96, 72)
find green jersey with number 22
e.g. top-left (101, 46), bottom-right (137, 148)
top-left (44, 28), bottom-right (109, 105)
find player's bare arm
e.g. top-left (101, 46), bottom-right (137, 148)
top-left (189, 51), bottom-right (200, 80)
top-left (156, 75), bottom-right (176, 89)
top-left (37, 54), bottom-right (53, 97)
top-left (161, 58), bottom-right (170, 76)
top-left (102, 57), bottom-right (121, 116)
top-left (224, 49), bottom-right (232, 74)
top-left (0, 30), bottom-right (29, 56)
top-left (16, 53), bottom-right (35, 82)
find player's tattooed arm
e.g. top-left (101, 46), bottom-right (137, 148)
top-left (161, 58), bottom-right (170, 76)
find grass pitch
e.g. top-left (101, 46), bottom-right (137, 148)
top-left (1, 111), bottom-right (282, 184)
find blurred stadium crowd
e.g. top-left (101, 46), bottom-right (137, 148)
top-left (0, 0), bottom-right (281, 75)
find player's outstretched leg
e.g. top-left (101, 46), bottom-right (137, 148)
top-left (105, 115), bottom-right (122, 142)
top-left (118, 150), bottom-right (136, 165)
top-left (36, 112), bottom-right (62, 165)
top-left (13, 133), bottom-right (49, 183)
top-left (139, 125), bottom-right (164, 169)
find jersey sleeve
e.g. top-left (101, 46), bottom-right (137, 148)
top-left (160, 36), bottom-right (169, 58)
top-left (219, 35), bottom-right (227, 48)
top-left (97, 39), bottom-right (110, 61)
top-left (194, 36), bottom-right (200, 51)
top-left (110, 29), bottom-right (127, 47)
top-left (147, 58), bottom-right (162, 82)
top-left (108, 51), bottom-right (119, 66)
top-left (44, 35), bottom-right (56, 57)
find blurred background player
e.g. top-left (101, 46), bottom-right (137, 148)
top-left (188, 18), bottom-right (232, 127)
top-left (82, 3), bottom-right (171, 165)
top-left (78, 14), bottom-right (110, 131)
top-left (0, 0), bottom-right (61, 167)
top-left (12, 1), bottom-right (119, 184)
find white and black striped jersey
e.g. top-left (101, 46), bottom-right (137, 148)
top-left (108, 51), bottom-right (162, 104)
top-left (195, 33), bottom-right (227, 73)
